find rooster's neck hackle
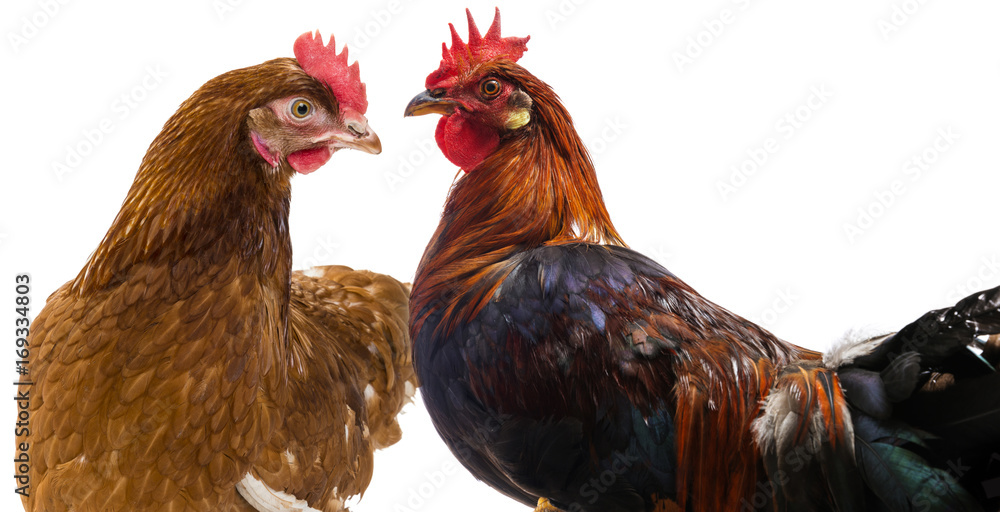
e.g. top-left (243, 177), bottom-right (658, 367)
top-left (453, 68), bottom-right (624, 248)
top-left (413, 64), bottom-right (624, 335)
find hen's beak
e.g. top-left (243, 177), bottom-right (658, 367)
top-left (325, 110), bottom-right (382, 155)
top-left (331, 128), bottom-right (381, 155)
top-left (405, 90), bottom-right (458, 117)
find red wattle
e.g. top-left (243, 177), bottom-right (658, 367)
top-left (436, 114), bottom-right (498, 172)
top-left (251, 132), bottom-right (279, 167)
top-left (288, 146), bottom-right (333, 175)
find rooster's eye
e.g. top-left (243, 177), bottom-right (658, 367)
top-left (290, 99), bottom-right (312, 119)
top-left (480, 79), bottom-right (501, 98)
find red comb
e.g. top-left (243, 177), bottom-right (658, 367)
top-left (426, 8), bottom-right (530, 89)
top-left (294, 31), bottom-right (368, 114)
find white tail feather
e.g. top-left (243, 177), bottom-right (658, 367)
top-left (236, 472), bottom-right (321, 512)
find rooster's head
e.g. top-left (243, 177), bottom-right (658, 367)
top-left (404, 8), bottom-right (532, 172)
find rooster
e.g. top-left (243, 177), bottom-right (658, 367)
top-left (21, 32), bottom-right (411, 512)
top-left (404, 9), bottom-right (1000, 512)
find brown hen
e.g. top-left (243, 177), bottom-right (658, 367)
top-left (18, 32), bottom-right (408, 512)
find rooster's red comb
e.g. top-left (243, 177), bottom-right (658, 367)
top-left (294, 31), bottom-right (368, 114)
top-left (426, 8), bottom-right (530, 89)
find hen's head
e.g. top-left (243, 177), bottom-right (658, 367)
top-left (404, 8), bottom-right (532, 172)
top-left (75, 33), bottom-right (381, 294)
top-left (245, 31), bottom-right (380, 175)
top-left (157, 31), bottom-right (380, 183)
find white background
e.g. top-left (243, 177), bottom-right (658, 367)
top-left (3, 1), bottom-right (1000, 511)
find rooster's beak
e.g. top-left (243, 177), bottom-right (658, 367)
top-left (404, 90), bottom-right (458, 117)
top-left (327, 109), bottom-right (382, 155)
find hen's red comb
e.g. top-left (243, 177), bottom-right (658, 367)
top-left (426, 8), bottom-right (530, 89)
top-left (294, 31), bottom-right (368, 114)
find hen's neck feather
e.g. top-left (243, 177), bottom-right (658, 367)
top-left (71, 58), bottom-right (320, 297)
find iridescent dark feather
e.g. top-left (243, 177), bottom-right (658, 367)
top-left (414, 243), bottom-right (812, 511)
top-left (839, 287), bottom-right (1000, 511)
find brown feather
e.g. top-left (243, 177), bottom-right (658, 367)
top-left (19, 57), bottom-right (378, 512)
top-left (244, 266), bottom-right (413, 512)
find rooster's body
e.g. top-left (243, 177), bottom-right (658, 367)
top-left (405, 10), bottom-right (1000, 512)
top-left (21, 33), bottom-right (405, 512)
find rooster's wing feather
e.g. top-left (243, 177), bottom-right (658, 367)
top-left (416, 243), bottom-right (802, 511)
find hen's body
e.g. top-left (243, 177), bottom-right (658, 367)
top-left (239, 266), bottom-right (414, 512)
top-left (26, 68), bottom-right (297, 511)
top-left (407, 10), bottom-right (1000, 512)
top-left (21, 35), bottom-right (391, 511)
top-left (28, 161), bottom-right (289, 512)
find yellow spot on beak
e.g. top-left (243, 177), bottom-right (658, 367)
top-left (505, 109), bottom-right (531, 130)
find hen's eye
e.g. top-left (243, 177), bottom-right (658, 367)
top-left (290, 99), bottom-right (312, 119)
top-left (480, 79), bottom-right (501, 98)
